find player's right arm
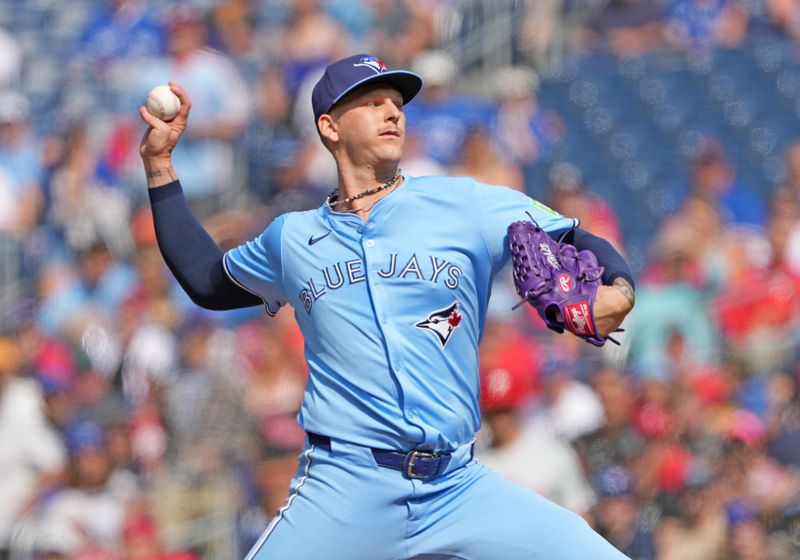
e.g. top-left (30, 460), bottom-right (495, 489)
top-left (138, 82), bottom-right (263, 311)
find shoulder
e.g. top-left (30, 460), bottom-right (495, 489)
top-left (406, 175), bottom-right (523, 197)
top-left (407, 175), bottom-right (476, 191)
top-left (259, 208), bottom-right (325, 242)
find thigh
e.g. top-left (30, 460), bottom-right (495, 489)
top-left (411, 463), bottom-right (628, 560)
top-left (245, 443), bottom-right (409, 560)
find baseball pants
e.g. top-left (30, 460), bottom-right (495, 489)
top-left (245, 434), bottom-right (629, 559)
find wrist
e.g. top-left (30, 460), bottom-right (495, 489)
top-left (142, 155), bottom-right (172, 170)
top-left (143, 159), bottom-right (178, 188)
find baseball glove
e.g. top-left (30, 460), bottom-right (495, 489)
top-left (508, 220), bottom-right (619, 347)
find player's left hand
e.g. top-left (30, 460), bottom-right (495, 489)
top-left (591, 285), bottom-right (633, 338)
top-left (508, 220), bottom-right (625, 346)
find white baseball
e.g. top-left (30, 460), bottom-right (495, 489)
top-left (146, 85), bottom-right (180, 121)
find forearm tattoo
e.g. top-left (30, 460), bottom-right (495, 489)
top-left (612, 277), bottom-right (635, 306)
top-left (146, 167), bottom-right (176, 187)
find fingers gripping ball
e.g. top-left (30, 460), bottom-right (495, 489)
top-left (508, 220), bottom-right (612, 347)
top-left (146, 85), bottom-right (180, 121)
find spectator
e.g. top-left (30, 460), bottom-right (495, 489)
top-left (654, 458), bottom-right (727, 560)
top-left (0, 91), bottom-right (44, 238)
top-left (767, 374), bottom-right (800, 467)
top-left (594, 465), bottom-right (656, 559)
top-left (718, 409), bottom-right (799, 516)
top-left (546, 162), bottom-right (624, 251)
top-left (399, 129), bottom-right (446, 177)
top-left (47, 124), bottom-right (133, 257)
top-left (131, 4), bottom-right (253, 218)
top-left (584, 0), bottom-right (666, 57)
top-left (238, 320), bottom-right (305, 455)
top-left (516, 0), bottom-right (565, 70)
top-left (626, 209), bottom-right (721, 377)
top-left (778, 143), bottom-right (800, 276)
top-left (404, 50), bottom-right (495, 167)
top-left (709, 223), bottom-right (799, 373)
top-left (243, 67), bottom-right (303, 205)
top-left (767, 0), bottom-right (800, 41)
top-left (576, 368), bottom-right (647, 479)
top-left (74, 0), bottom-right (164, 80)
top-left (209, 0), bottom-right (265, 80)
top-left (0, 335), bottom-right (66, 559)
top-left (534, 340), bottom-right (605, 442)
top-left (665, 0), bottom-right (750, 52)
top-left (122, 506), bottom-right (199, 560)
top-left (277, 0), bottom-right (350, 96)
top-left (35, 419), bottom-right (137, 557)
top-left (150, 314), bottom-right (250, 560)
top-left (363, 0), bottom-right (435, 66)
top-left (76, 240), bottom-right (138, 318)
top-left (682, 138), bottom-right (766, 228)
top-left (0, 27), bottom-right (21, 89)
top-left (490, 65), bottom-right (563, 170)
top-left (449, 126), bottom-right (524, 191)
top-left (476, 349), bottom-right (596, 518)
top-left (780, 141), bottom-right (800, 201)
top-left (723, 500), bottom-right (769, 560)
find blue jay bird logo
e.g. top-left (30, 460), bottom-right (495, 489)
top-left (415, 301), bottom-right (463, 348)
top-left (354, 56), bottom-right (388, 74)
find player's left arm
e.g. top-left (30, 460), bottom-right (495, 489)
top-left (559, 228), bottom-right (635, 338)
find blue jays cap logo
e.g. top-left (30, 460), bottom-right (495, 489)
top-left (415, 301), bottom-right (463, 348)
top-left (354, 56), bottom-right (387, 74)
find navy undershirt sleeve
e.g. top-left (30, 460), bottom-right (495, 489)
top-left (560, 228), bottom-right (636, 289)
top-left (148, 181), bottom-right (263, 310)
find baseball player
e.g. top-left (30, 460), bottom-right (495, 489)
top-left (139, 54), bottom-right (635, 559)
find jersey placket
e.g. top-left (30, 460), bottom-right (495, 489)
top-left (357, 211), bottom-right (426, 443)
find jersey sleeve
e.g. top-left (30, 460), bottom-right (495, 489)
top-left (474, 180), bottom-right (578, 272)
top-left (223, 214), bottom-right (288, 316)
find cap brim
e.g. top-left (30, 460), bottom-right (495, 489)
top-left (329, 70), bottom-right (423, 113)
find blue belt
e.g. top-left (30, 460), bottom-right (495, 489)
top-left (307, 432), bottom-right (465, 480)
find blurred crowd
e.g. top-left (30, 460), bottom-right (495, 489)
top-left (2, 0), bottom-right (800, 559)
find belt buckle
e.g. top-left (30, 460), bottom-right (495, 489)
top-left (405, 450), bottom-right (437, 479)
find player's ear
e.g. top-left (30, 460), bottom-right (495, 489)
top-left (317, 114), bottom-right (339, 144)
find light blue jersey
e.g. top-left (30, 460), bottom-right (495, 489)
top-left (226, 175), bottom-right (630, 560)
top-left (225, 175), bottom-right (576, 452)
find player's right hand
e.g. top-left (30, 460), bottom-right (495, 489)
top-left (139, 81), bottom-right (192, 162)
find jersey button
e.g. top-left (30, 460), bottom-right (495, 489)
top-left (407, 410), bottom-right (417, 419)
top-left (365, 239), bottom-right (375, 248)
top-left (357, 226), bottom-right (365, 234)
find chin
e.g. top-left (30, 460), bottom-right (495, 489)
top-left (374, 146), bottom-right (404, 163)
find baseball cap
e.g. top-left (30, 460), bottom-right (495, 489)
top-left (726, 499), bottom-right (757, 527)
top-left (66, 419), bottom-right (106, 454)
top-left (479, 365), bottom-right (533, 412)
top-left (0, 90), bottom-right (29, 123)
top-left (311, 54), bottom-right (423, 124)
top-left (596, 464), bottom-right (635, 498)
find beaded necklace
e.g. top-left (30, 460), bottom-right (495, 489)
top-left (327, 168), bottom-right (402, 210)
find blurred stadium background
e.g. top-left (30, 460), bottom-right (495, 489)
top-left (1, 0), bottom-right (800, 558)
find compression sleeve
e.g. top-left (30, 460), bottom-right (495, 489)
top-left (560, 228), bottom-right (635, 289)
top-left (148, 181), bottom-right (263, 310)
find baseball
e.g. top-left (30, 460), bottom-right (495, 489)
top-left (146, 85), bottom-right (180, 121)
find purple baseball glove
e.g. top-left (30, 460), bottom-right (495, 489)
top-left (508, 220), bottom-right (616, 347)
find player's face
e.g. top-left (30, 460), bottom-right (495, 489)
top-left (329, 85), bottom-right (406, 164)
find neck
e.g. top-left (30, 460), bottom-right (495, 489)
top-left (329, 163), bottom-right (403, 220)
top-left (336, 163), bottom-right (399, 200)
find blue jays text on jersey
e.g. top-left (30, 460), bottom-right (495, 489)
top-left (298, 252), bottom-right (464, 314)
top-left (224, 175), bottom-right (577, 453)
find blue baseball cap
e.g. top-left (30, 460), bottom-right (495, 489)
top-left (596, 465), bottom-right (635, 498)
top-left (311, 54), bottom-right (423, 124)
